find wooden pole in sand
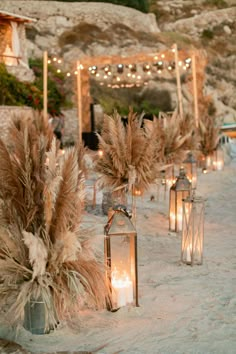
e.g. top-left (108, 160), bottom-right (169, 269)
top-left (43, 51), bottom-right (48, 121)
top-left (192, 53), bottom-right (199, 128)
top-left (173, 43), bottom-right (184, 120)
top-left (76, 60), bottom-right (83, 142)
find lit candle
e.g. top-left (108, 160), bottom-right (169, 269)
top-left (111, 269), bottom-right (133, 308)
top-left (170, 212), bottom-right (175, 230)
top-left (186, 245), bottom-right (191, 263)
top-left (177, 210), bottom-right (183, 231)
top-left (216, 161), bottom-right (223, 171)
top-left (98, 149), bottom-right (103, 158)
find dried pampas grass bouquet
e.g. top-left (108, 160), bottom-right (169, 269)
top-left (0, 113), bottom-right (109, 332)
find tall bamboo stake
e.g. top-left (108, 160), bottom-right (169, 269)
top-left (76, 60), bottom-right (83, 142)
top-left (43, 51), bottom-right (48, 121)
top-left (173, 43), bottom-right (184, 120)
top-left (192, 53), bottom-right (199, 128)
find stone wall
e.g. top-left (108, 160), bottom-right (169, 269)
top-left (0, 106), bottom-right (79, 144)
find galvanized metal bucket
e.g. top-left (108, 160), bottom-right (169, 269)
top-left (23, 298), bottom-right (49, 335)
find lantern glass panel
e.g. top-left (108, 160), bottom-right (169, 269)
top-left (212, 148), bottom-right (224, 171)
top-left (104, 210), bottom-right (138, 309)
top-left (169, 168), bottom-right (191, 232)
top-left (169, 189), bottom-right (190, 232)
top-left (110, 235), bottom-right (135, 308)
top-left (165, 165), bottom-right (176, 190)
top-left (183, 153), bottom-right (197, 189)
top-left (181, 196), bottom-right (204, 265)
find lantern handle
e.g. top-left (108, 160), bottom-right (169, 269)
top-left (113, 204), bottom-right (132, 219)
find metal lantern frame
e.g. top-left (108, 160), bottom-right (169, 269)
top-left (183, 152), bottom-right (197, 189)
top-left (104, 206), bottom-right (138, 310)
top-left (181, 195), bottom-right (205, 265)
top-left (169, 168), bottom-right (191, 232)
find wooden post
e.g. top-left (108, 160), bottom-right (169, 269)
top-left (173, 43), bottom-right (184, 120)
top-left (192, 53), bottom-right (199, 128)
top-left (76, 60), bottom-right (83, 142)
top-left (43, 51), bottom-right (48, 121)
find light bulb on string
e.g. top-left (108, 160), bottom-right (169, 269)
top-left (78, 64), bottom-right (83, 70)
top-left (143, 63), bottom-right (151, 72)
top-left (104, 65), bottom-right (110, 73)
top-left (117, 64), bottom-right (124, 73)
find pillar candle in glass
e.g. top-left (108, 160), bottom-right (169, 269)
top-left (183, 152), bottom-right (197, 189)
top-left (104, 206), bottom-right (138, 310)
top-left (212, 148), bottom-right (224, 171)
top-left (181, 195), bottom-right (205, 265)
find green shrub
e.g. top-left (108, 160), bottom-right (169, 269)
top-left (0, 60), bottom-right (72, 116)
top-left (0, 64), bottom-right (34, 106)
top-left (29, 58), bottom-right (72, 116)
top-left (201, 29), bottom-right (214, 40)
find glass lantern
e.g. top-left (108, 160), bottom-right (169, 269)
top-left (212, 148), bottom-right (224, 171)
top-left (183, 152), bottom-right (197, 189)
top-left (181, 195), bottom-right (205, 265)
top-left (104, 205), bottom-right (138, 310)
top-left (169, 168), bottom-right (191, 232)
top-left (164, 165), bottom-right (176, 191)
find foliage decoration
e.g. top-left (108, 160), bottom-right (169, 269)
top-left (0, 60), bottom-right (72, 117)
top-left (95, 109), bottom-right (159, 194)
top-left (0, 112), bottom-right (109, 331)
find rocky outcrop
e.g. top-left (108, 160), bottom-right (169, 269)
top-left (163, 7), bottom-right (236, 38)
top-left (0, 0), bottom-right (235, 126)
top-left (0, 1), bottom-right (159, 58)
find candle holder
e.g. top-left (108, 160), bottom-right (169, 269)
top-left (212, 148), bottom-right (224, 171)
top-left (181, 195), bottom-right (205, 265)
top-left (104, 205), bottom-right (138, 310)
top-left (183, 152), bottom-right (197, 189)
top-left (169, 168), bottom-right (191, 232)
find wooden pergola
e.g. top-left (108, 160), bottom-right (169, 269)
top-left (76, 44), bottom-right (207, 141)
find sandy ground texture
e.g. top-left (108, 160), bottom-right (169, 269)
top-left (0, 150), bottom-right (235, 354)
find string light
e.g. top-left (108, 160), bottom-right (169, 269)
top-left (117, 64), bottom-right (124, 73)
top-left (46, 47), bottom-right (193, 89)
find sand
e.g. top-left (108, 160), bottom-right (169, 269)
top-left (0, 147), bottom-right (235, 354)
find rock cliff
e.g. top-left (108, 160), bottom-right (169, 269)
top-left (0, 0), bottom-right (235, 123)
